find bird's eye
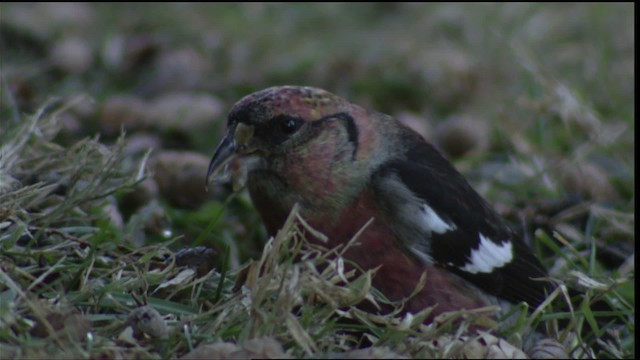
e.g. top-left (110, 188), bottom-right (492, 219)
top-left (280, 117), bottom-right (302, 135)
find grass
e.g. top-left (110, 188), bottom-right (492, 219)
top-left (0, 3), bottom-right (634, 359)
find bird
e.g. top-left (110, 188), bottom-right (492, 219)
top-left (206, 85), bottom-right (554, 322)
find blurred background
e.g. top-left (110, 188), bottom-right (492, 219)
top-left (0, 4), bottom-right (634, 358)
top-left (1, 2), bottom-right (634, 273)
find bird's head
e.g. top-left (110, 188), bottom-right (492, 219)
top-left (206, 86), bottom-right (379, 200)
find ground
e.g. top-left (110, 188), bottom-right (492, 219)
top-left (0, 3), bottom-right (634, 359)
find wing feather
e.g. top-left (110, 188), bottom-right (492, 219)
top-left (371, 129), bottom-right (551, 307)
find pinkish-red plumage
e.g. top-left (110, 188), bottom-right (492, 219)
top-left (325, 189), bottom-right (487, 318)
top-left (254, 181), bottom-right (487, 320)
top-left (207, 85), bottom-right (552, 322)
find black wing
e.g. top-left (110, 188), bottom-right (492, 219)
top-left (370, 128), bottom-right (551, 307)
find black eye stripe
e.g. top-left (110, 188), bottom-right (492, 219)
top-left (253, 115), bottom-right (304, 146)
top-left (314, 113), bottom-right (359, 160)
top-left (251, 113), bottom-right (358, 155)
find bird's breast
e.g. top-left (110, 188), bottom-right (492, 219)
top-left (247, 174), bottom-right (492, 320)
top-left (307, 190), bottom-right (492, 319)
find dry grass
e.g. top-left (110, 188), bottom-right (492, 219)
top-left (0, 3), bottom-right (634, 359)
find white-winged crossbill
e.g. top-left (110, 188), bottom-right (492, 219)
top-left (206, 85), bottom-right (553, 322)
